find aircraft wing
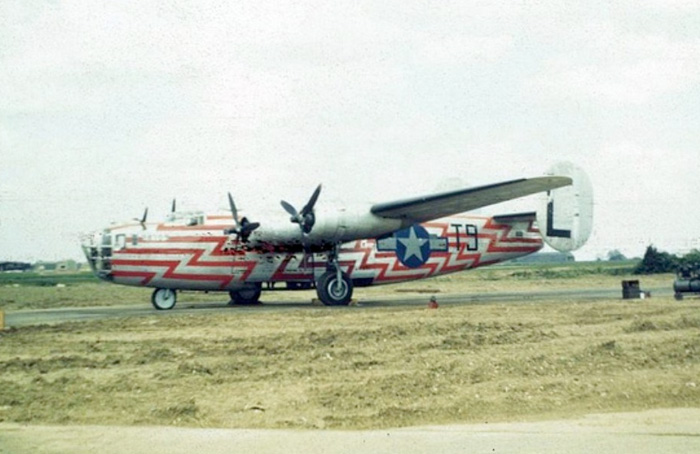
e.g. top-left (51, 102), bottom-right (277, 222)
top-left (370, 176), bottom-right (571, 223)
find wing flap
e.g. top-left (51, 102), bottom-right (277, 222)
top-left (370, 176), bottom-right (572, 223)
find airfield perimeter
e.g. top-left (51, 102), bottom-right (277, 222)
top-left (1, 263), bottom-right (699, 452)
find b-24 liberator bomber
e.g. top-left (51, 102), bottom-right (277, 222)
top-left (81, 162), bottom-right (593, 309)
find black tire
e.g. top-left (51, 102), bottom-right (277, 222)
top-left (674, 292), bottom-right (684, 301)
top-left (316, 271), bottom-right (353, 306)
top-left (229, 283), bottom-right (262, 305)
top-left (151, 288), bottom-right (177, 310)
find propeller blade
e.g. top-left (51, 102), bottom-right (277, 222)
top-left (280, 184), bottom-right (322, 237)
top-left (301, 184), bottom-right (322, 217)
top-left (241, 222), bottom-right (261, 235)
top-left (133, 208), bottom-right (148, 230)
top-left (171, 199), bottom-right (176, 213)
top-left (280, 200), bottom-right (300, 220)
top-left (225, 193), bottom-right (260, 241)
top-left (228, 193), bottom-right (240, 228)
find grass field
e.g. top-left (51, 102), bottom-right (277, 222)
top-left (1, 263), bottom-right (697, 430)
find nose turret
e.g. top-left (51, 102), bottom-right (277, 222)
top-left (81, 229), bottom-right (114, 280)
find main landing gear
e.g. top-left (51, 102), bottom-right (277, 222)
top-left (228, 283), bottom-right (262, 305)
top-left (149, 244), bottom-right (352, 309)
top-left (316, 270), bottom-right (353, 305)
top-left (315, 243), bottom-right (354, 306)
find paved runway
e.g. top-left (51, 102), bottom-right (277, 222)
top-left (4, 286), bottom-right (670, 328)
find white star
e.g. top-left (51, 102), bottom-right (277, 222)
top-left (398, 226), bottom-right (428, 262)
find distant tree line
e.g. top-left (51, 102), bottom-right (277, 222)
top-left (606, 249), bottom-right (627, 261)
top-left (634, 246), bottom-right (700, 274)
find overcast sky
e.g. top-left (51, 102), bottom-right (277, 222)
top-left (1, 0), bottom-right (699, 262)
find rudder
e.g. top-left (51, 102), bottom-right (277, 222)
top-left (535, 162), bottom-right (593, 252)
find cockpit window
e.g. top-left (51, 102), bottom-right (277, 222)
top-left (115, 234), bottom-right (126, 251)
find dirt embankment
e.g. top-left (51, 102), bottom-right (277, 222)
top-left (1, 294), bottom-right (698, 430)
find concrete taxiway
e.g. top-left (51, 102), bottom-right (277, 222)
top-left (4, 286), bottom-right (671, 328)
top-left (3, 286), bottom-right (663, 328)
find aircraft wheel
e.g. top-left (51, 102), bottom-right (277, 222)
top-left (151, 288), bottom-right (177, 310)
top-left (674, 292), bottom-right (684, 301)
top-left (229, 283), bottom-right (262, 305)
top-left (316, 271), bottom-right (353, 306)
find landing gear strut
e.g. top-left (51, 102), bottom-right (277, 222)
top-left (316, 243), bottom-right (353, 306)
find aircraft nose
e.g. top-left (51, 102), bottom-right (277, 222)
top-left (80, 229), bottom-right (111, 276)
top-left (80, 230), bottom-right (99, 271)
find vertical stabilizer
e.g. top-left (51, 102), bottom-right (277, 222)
top-left (535, 162), bottom-right (593, 252)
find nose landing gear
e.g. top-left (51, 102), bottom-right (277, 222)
top-left (151, 288), bottom-right (177, 310)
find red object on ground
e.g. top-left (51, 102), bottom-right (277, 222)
top-left (428, 297), bottom-right (438, 309)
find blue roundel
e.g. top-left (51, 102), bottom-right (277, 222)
top-left (395, 224), bottom-right (431, 268)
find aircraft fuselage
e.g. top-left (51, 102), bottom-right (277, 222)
top-left (82, 213), bottom-right (542, 292)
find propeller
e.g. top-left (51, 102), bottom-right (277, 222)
top-left (134, 208), bottom-right (148, 230)
top-left (225, 193), bottom-right (260, 241)
top-left (281, 184), bottom-right (322, 236)
top-left (171, 199), bottom-right (176, 213)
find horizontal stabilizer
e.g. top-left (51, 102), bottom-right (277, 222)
top-left (371, 177), bottom-right (572, 223)
top-left (492, 211), bottom-right (537, 223)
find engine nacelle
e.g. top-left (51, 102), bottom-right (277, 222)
top-left (240, 204), bottom-right (404, 251)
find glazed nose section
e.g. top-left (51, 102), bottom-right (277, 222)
top-left (80, 231), bottom-right (98, 267)
top-left (80, 229), bottom-right (113, 278)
